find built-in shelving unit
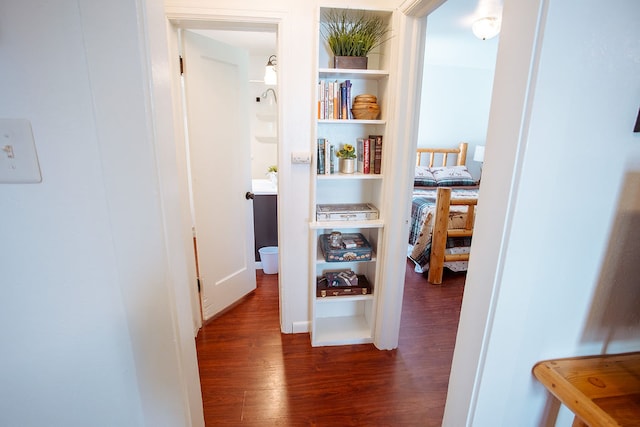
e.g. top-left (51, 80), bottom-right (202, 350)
top-left (309, 6), bottom-right (394, 347)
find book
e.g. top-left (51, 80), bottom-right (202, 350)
top-left (356, 138), bottom-right (371, 174)
top-left (329, 144), bottom-right (335, 174)
top-left (331, 80), bottom-right (340, 119)
top-left (340, 82), bottom-right (348, 119)
top-left (345, 80), bottom-right (353, 120)
top-left (369, 135), bottom-right (383, 174)
top-left (363, 138), bottom-right (370, 174)
top-left (317, 138), bottom-right (325, 174)
top-left (356, 138), bottom-right (365, 173)
top-left (317, 81), bottom-right (323, 119)
top-left (324, 139), bottom-right (331, 175)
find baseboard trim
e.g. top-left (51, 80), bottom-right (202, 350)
top-left (292, 321), bottom-right (310, 333)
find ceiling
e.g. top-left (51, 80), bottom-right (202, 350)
top-left (190, 0), bottom-right (503, 68)
top-left (191, 29), bottom-right (276, 55)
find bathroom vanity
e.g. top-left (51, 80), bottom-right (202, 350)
top-left (252, 179), bottom-right (278, 261)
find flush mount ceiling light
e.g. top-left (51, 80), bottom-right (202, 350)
top-left (472, 17), bottom-right (501, 40)
top-left (264, 54), bottom-right (277, 85)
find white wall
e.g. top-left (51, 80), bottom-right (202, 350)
top-left (445, 0), bottom-right (640, 425)
top-left (249, 54), bottom-right (279, 179)
top-left (0, 0), bottom-right (201, 426)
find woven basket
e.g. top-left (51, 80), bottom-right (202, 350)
top-left (351, 94), bottom-right (380, 120)
top-left (351, 105), bottom-right (380, 120)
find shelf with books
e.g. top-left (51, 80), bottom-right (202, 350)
top-left (310, 6), bottom-right (394, 348)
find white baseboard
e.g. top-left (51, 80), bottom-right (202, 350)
top-left (292, 321), bottom-right (310, 333)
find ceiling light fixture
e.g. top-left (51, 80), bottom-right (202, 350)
top-left (472, 17), bottom-right (501, 40)
top-left (264, 55), bottom-right (277, 85)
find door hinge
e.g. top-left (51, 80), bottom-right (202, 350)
top-left (197, 277), bottom-right (201, 293)
top-left (179, 56), bottom-right (184, 75)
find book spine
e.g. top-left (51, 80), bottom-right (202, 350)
top-left (340, 83), bottom-right (347, 120)
top-left (346, 80), bottom-right (352, 120)
top-left (329, 144), bottom-right (335, 174)
top-left (333, 80), bottom-right (339, 120)
top-left (317, 138), bottom-right (325, 174)
top-left (369, 135), bottom-right (383, 174)
top-left (356, 138), bottom-right (364, 173)
top-left (363, 138), bottom-right (370, 174)
top-left (324, 139), bottom-right (331, 175)
top-left (317, 81), bottom-right (321, 119)
top-left (324, 81), bottom-right (329, 120)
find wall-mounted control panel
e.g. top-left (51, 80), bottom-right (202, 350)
top-left (0, 119), bottom-right (42, 183)
top-left (291, 151), bottom-right (311, 164)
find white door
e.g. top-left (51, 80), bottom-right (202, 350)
top-left (182, 30), bottom-right (256, 320)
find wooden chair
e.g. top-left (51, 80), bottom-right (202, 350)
top-left (427, 187), bottom-right (477, 284)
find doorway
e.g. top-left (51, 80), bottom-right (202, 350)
top-left (175, 24), bottom-right (280, 323)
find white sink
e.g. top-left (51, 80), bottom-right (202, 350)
top-left (252, 179), bottom-right (277, 195)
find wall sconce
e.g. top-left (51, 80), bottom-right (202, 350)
top-left (264, 55), bottom-right (277, 85)
top-left (472, 17), bottom-right (501, 40)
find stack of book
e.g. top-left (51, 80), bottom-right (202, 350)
top-left (317, 79), bottom-right (353, 120)
top-left (316, 135), bottom-right (383, 175)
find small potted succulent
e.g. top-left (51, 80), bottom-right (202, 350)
top-left (322, 9), bottom-right (391, 69)
top-left (336, 143), bottom-right (356, 173)
top-left (266, 165), bottom-right (278, 184)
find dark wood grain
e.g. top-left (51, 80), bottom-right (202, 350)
top-left (196, 261), bottom-right (465, 426)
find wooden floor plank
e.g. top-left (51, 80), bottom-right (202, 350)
top-left (196, 261), bottom-right (465, 426)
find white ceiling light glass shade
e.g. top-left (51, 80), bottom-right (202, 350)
top-left (264, 55), bottom-right (277, 85)
top-left (472, 17), bottom-right (501, 40)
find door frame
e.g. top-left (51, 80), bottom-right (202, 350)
top-left (165, 13), bottom-right (284, 331)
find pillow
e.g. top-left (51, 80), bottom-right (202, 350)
top-left (414, 166), bottom-right (437, 187)
top-left (431, 166), bottom-right (477, 186)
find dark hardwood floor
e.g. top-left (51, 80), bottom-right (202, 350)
top-left (196, 261), bottom-right (465, 426)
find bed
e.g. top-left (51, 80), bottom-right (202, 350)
top-left (408, 142), bottom-right (479, 284)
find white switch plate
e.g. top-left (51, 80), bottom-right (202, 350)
top-left (0, 119), bottom-right (42, 183)
top-left (291, 151), bottom-right (311, 164)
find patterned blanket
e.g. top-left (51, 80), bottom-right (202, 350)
top-left (407, 188), bottom-right (478, 273)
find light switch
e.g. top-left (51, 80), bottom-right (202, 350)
top-left (0, 119), bottom-right (42, 183)
top-left (291, 151), bottom-right (311, 164)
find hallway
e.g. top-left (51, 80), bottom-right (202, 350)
top-left (196, 262), bottom-right (465, 426)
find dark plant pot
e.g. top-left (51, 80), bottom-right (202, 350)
top-left (333, 56), bottom-right (368, 70)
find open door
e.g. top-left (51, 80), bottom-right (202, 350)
top-left (182, 30), bottom-right (256, 320)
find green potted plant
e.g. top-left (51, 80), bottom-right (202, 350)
top-left (322, 9), bottom-right (391, 69)
top-left (336, 143), bottom-right (357, 173)
top-left (266, 165), bottom-right (278, 184)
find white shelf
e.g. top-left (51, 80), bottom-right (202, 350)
top-left (318, 68), bottom-right (389, 80)
top-left (318, 119), bottom-right (385, 125)
top-left (310, 219), bottom-right (384, 230)
top-left (315, 294), bottom-right (374, 303)
top-left (316, 172), bottom-right (383, 180)
top-left (255, 136), bottom-right (277, 144)
top-left (312, 315), bottom-right (373, 347)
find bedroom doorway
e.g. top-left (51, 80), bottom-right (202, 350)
top-left (410, 0), bottom-right (500, 280)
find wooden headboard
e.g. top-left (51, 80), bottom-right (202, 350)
top-left (416, 142), bottom-right (468, 167)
